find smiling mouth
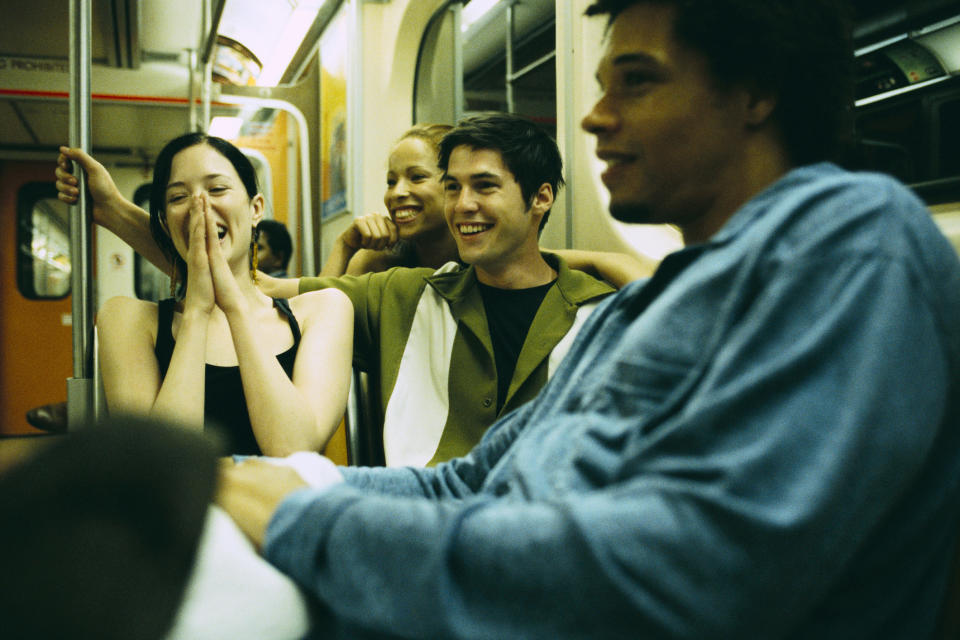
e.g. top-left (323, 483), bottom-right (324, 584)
top-left (393, 207), bottom-right (420, 222)
top-left (458, 223), bottom-right (493, 236)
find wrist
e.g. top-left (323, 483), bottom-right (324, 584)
top-left (181, 305), bottom-right (213, 322)
top-left (336, 232), bottom-right (360, 252)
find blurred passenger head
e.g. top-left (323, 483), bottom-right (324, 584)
top-left (149, 133), bottom-right (262, 298)
top-left (437, 113), bottom-right (564, 232)
top-left (255, 219), bottom-right (293, 273)
top-left (383, 123), bottom-right (453, 242)
top-left (583, 0), bottom-right (854, 165)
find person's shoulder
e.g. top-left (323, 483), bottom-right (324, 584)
top-left (757, 164), bottom-right (932, 253)
top-left (96, 295), bottom-right (158, 334)
top-left (98, 295), bottom-right (157, 319)
top-left (289, 288), bottom-right (352, 317)
top-left (787, 163), bottom-right (923, 216)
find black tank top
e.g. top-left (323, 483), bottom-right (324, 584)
top-left (154, 298), bottom-right (301, 455)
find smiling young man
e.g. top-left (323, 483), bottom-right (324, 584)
top-left (217, 0), bottom-right (960, 638)
top-left (294, 113), bottom-right (614, 466)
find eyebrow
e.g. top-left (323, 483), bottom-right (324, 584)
top-left (392, 165), bottom-right (433, 174)
top-left (613, 51), bottom-right (663, 66)
top-left (166, 173), bottom-right (230, 190)
top-left (443, 171), bottom-right (501, 182)
top-left (596, 51), bottom-right (665, 82)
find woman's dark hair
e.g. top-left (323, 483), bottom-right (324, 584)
top-left (148, 133), bottom-right (260, 298)
top-left (437, 112), bottom-right (564, 232)
top-left (585, 0), bottom-right (855, 165)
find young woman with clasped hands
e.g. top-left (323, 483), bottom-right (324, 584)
top-left (96, 133), bottom-right (353, 456)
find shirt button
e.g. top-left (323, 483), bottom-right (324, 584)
top-left (482, 397), bottom-right (493, 408)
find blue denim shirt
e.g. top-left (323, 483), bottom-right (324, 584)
top-left (265, 164), bottom-right (960, 639)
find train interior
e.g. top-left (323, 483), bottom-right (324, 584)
top-left (0, 0), bottom-right (959, 446)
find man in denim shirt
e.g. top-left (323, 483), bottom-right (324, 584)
top-left (219, 1), bottom-right (960, 637)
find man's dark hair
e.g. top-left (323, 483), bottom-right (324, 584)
top-left (437, 112), bottom-right (565, 232)
top-left (585, 0), bottom-right (855, 165)
top-left (256, 219), bottom-right (293, 270)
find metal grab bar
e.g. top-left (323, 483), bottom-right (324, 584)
top-left (67, 0), bottom-right (95, 430)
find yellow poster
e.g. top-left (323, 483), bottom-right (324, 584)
top-left (320, 6), bottom-right (348, 220)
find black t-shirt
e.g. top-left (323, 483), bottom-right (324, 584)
top-left (477, 280), bottom-right (555, 412)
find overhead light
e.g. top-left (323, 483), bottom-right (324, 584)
top-left (462, 0), bottom-right (502, 33)
top-left (209, 116), bottom-right (244, 139)
top-left (217, 0), bottom-right (327, 86)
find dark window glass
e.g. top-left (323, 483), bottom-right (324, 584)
top-left (17, 182), bottom-right (71, 300)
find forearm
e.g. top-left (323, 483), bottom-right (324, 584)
top-left (227, 311), bottom-right (329, 456)
top-left (551, 249), bottom-right (658, 288)
top-left (257, 273), bottom-right (301, 299)
top-left (96, 196), bottom-right (171, 272)
top-left (318, 237), bottom-right (357, 277)
top-left (263, 482), bottom-right (757, 638)
top-left (152, 311), bottom-right (209, 426)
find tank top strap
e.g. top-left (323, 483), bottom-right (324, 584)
top-left (272, 298), bottom-right (301, 348)
top-left (154, 298), bottom-right (177, 378)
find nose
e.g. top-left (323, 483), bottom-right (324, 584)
top-left (392, 176), bottom-right (411, 197)
top-left (451, 187), bottom-right (478, 214)
top-left (581, 94), bottom-right (617, 136)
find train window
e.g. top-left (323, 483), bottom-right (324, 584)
top-left (850, 79), bottom-right (960, 203)
top-left (16, 183), bottom-right (71, 300)
top-left (132, 184), bottom-right (171, 303)
top-left (415, 0), bottom-right (557, 129)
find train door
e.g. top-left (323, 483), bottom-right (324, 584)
top-left (0, 161), bottom-right (72, 435)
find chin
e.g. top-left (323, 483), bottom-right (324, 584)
top-left (608, 201), bottom-right (657, 225)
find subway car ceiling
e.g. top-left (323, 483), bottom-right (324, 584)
top-left (1, 0), bottom-right (960, 195)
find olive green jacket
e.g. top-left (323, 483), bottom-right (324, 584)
top-left (299, 253), bottom-right (614, 466)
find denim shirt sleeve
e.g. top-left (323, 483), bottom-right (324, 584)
top-left (263, 242), bottom-right (957, 638)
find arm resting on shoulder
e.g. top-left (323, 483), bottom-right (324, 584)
top-left (550, 248), bottom-right (659, 288)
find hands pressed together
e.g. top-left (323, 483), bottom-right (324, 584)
top-left (182, 193), bottom-right (246, 317)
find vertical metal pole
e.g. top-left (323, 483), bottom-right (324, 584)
top-left (561, 0), bottom-right (575, 249)
top-left (188, 48), bottom-right (199, 131)
top-left (200, 0), bottom-right (212, 132)
top-left (68, 0), bottom-right (94, 430)
top-left (202, 59), bottom-right (213, 132)
top-left (505, 2), bottom-right (515, 113)
top-left (452, 2), bottom-right (464, 122)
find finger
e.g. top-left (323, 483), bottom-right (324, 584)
top-left (203, 195), bottom-right (220, 254)
top-left (385, 217), bottom-right (400, 245)
top-left (188, 196), bottom-right (208, 255)
top-left (56, 154), bottom-right (75, 176)
top-left (59, 146), bottom-right (97, 171)
top-left (356, 217), bottom-right (390, 250)
top-left (54, 166), bottom-right (78, 185)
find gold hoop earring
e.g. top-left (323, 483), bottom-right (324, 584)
top-left (169, 264), bottom-right (179, 297)
top-left (250, 229), bottom-right (259, 282)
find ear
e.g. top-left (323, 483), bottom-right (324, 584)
top-left (530, 182), bottom-right (554, 217)
top-left (743, 90), bottom-right (777, 128)
top-left (250, 194), bottom-right (265, 227)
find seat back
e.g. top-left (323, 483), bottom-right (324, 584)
top-left (343, 367), bottom-right (385, 467)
